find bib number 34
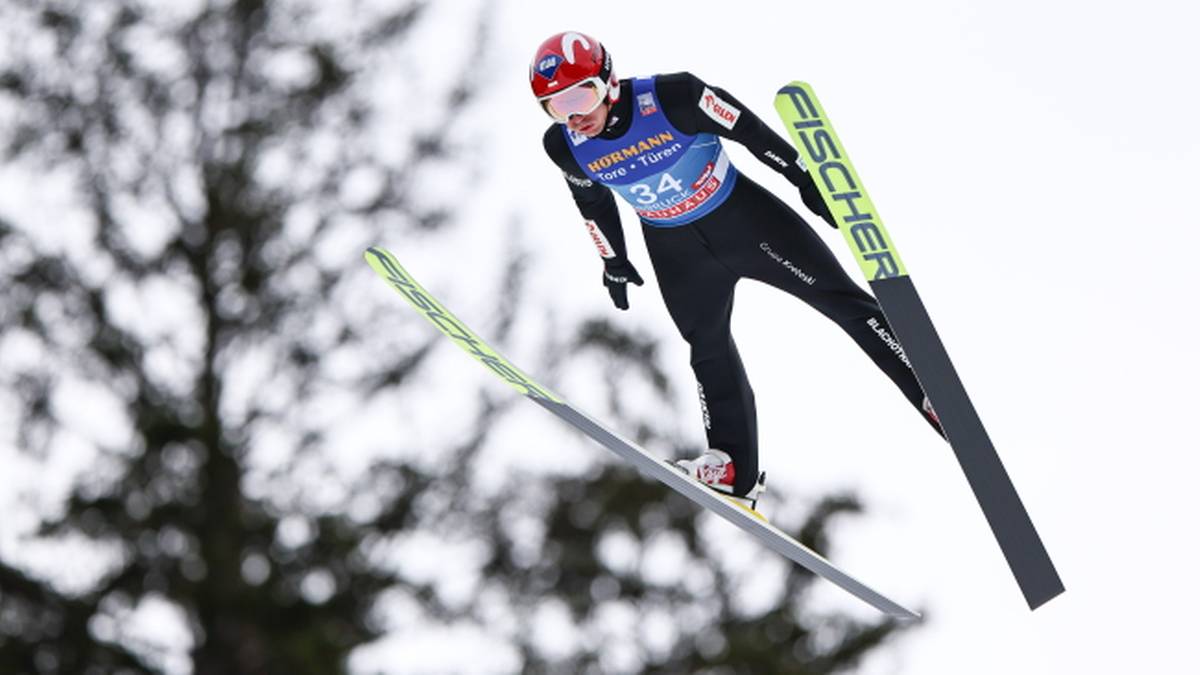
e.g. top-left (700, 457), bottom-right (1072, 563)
top-left (629, 172), bottom-right (684, 204)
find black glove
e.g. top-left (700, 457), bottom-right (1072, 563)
top-left (799, 179), bottom-right (837, 229)
top-left (602, 259), bottom-right (644, 310)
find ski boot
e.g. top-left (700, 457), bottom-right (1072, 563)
top-left (674, 448), bottom-right (767, 511)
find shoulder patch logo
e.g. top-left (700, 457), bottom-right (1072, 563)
top-left (699, 87), bottom-right (741, 130)
top-left (637, 91), bottom-right (658, 116)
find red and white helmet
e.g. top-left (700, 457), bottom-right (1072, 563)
top-left (529, 31), bottom-right (619, 122)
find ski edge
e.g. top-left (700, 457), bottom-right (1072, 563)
top-left (364, 245), bottom-right (921, 621)
top-left (530, 396), bottom-right (921, 621)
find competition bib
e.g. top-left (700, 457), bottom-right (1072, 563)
top-left (566, 77), bottom-right (738, 226)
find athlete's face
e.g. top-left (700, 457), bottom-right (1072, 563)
top-left (565, 102), bottom-right (609, 137)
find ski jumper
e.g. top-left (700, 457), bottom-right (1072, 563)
top-left (543, 73), bottom-right (935, 496)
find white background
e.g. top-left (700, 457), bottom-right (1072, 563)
top-left (2, 0), bottom-right (1197, 673)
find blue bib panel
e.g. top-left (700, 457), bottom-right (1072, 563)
top-left (565, 77), bottom-right (738, 227)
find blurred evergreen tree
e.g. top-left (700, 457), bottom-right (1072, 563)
top-left (0, 1), bottom-right (919, 673)
top-left (0, 1), bottom-right (504, 672)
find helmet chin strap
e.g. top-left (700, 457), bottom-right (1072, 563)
top-left (598, 45), bottom-right (618, 104)
top-left (602, 77), bottom-right (621, 129)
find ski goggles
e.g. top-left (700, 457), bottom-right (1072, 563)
top-left (538, 77), bottom-right (608, 123)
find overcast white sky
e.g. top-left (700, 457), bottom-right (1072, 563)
top-left (3, 0), bottom-right (1199, 673)
top-left (452, 0), bottom-right (1199, 673)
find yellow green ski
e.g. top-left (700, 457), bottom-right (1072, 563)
top-left (365, 245), bottom-right (918, 620)
top-left (774, 82), bottom-right (1063, 610)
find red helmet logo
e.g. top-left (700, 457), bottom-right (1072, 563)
top-left (560, 32), bottom-right (591, 63)
top-left (530, 31), bottom-right (613, 100)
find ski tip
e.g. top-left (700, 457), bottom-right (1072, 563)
top-left (775, 80), bottom-right (812, 95)
top-left (363, 246), bottom-right (400, 279)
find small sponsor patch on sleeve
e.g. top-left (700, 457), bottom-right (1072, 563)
top-left (564, 171), bottom-right (594, 188)
top-left (584, 219), bottom-right (615, 259)
top-left (764, 150), bottom-right (789, 169)
top-left (699, 87), bottom-right (742, 130)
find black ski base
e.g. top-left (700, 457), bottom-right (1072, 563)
top-left (872, 275), bottom-right (1064, 609)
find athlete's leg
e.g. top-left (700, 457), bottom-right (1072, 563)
top-left (702, 178), bottom-right (940, 433)
top-left (642, 223), bottom-right (761, 496)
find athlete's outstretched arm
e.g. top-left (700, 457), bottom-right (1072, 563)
top-left (656, 72), bottom-right (835, 227)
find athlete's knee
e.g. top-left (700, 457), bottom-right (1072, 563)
top-left (684, 327), bottom-right (736, 360)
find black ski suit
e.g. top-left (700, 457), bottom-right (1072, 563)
top-left (543, 72), bottom-right (937, 496)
